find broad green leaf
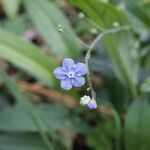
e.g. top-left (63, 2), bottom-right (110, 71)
top-left (125, 98), bottom-right (150, 150)
top-left (24, 0), bottom-right (80, 57)
top-left (67, 0), bottom-right (138, 99)
top-left (123, 10), bottom-right (149, 40)
top-left (0, 106), bottom-right (35, 132)
top-left (1, 16), bottom-right (27, 34)
top-left (0, 96), bottom-right (9, 109)
top-left (112, 109), bottom-right (121, 137)
top-left (137, 0), bottom-right (150, 3)
top-left (67, 0), bottom-right (130, 28)
top-left (0, 28), bottom-right (56, 87)
top-left (143, 2), bottom-right (150, 15)
top-left (121, 0), bottom-right (150, 39)
top-left (0, 133), bottom-right (47, 150)
top-left (0, 69), bottom-right (86, 148)
top-left (0, 68), bottom-right (55, 149)
top-left (140, 76), bottom-right (150, 93)
top-left (0, 104), bottom-right (88, 133)
top-left (86, 125), bottom-right (113, 150)
top-left (37, 104), bottom-right (89, 133)
top-left (139, 44), bottom-right (150, 69)
top-left (1, 0), bottom-right (21, 18)
top-left (122, 0), bottom-right (150, 27)
top-left (86, 116), bottom-right (120, 150)
top-left (90, 58), bottom-right (115, 79)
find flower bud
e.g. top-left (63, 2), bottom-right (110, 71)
top-left (113, 21), bottom-right (120, 27)
top-left (87, 99), bottom-right (97, 109)
top-left (90, 28), bottom-right (98, 35)
top-left (57, 24), bottom-right (64, 33)
top-left (78, 12), bottom-right (85, 19)
top-left (80, 95), bottom-right (91, 106)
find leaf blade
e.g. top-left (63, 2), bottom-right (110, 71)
top-left (0, 28), bottom-right (56, 87)
top-left (125, 98), bottom-right (150, 150)
top-left (1, 0), bottom-right (21, 18)
top-left (24, 0), bottom-right (80, 57)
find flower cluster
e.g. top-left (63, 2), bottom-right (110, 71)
top-left (80, 95), bottom-right (97, 109)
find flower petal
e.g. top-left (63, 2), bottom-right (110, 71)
top-left (61, 78), bottom-right (72, 90)
top-left (53, 67), bottom-right (66, 79)
top-left (87, 100), bottom-right (97, 109)
top-left (74, 63), bottom-right (87, 76)
top-left (72, 76), bottom-right (85, 87)
top-left (62, 58), bottom-right (75, 71)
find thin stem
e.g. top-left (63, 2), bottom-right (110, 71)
top-left (85, 26), bottom-right (131, 99)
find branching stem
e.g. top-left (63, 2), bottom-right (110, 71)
top-left (57, 24), bottom-right (131, 101)
top-left (85, 26), bottom-right (130, 100)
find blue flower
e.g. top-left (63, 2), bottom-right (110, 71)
top-left (54, 58), bottom-right (87, 90)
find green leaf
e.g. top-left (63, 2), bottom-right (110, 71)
top-left (122, 0), bottom-right (150, 27)
top-left (0, 68), bottom-right (55, 150)
top-left (0, 68), bottom-right (86, 148)
top-left (90, 58), bottom-right (115, 79)
top-left (1, 0), bottom-right (21, 18)
top-left (0, 28), bottom-right (56, 87)
top-left (0, 96), bottom-right (9, 109)
top-left (123, 10), bottom-right (149, 40)
top-left (112, 109), bottom-right (121, 137)
top-left (143, 2), bottom-right (150, 15)
top-left (24, 0), bottom-right (80, 57)
top-left (125, 98), bottom-right (150, 150)
top-left (67, 0), bottom-right (130, 28)
top-left (1, 16), bottom-right (27, 34)
top-left (87, 126), bottom-right (112, 150)
top-left (121, 0), bottom-right (150, 39)
top-left (37, 104), bottom-right (89, 133)
top-left (86, 118), bottom-right (118, 150)
top-left (140, 76), bottom-right (150, 93)
top-left (0, 104), bottom-right (88, 133)
top-left (0, 133), bottom-right (47, 150)
top-left (0, 106), bottom-right (35, 132)
top-left (67, 0), bottom-right (138, 99)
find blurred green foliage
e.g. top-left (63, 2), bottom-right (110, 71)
top-left (0, 0), bottom-right (149, 149)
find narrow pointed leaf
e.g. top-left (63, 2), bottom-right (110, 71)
top-left (24, 0), bottom-right (80, 57)
top-left (0, 28), bottom-right (56, 87)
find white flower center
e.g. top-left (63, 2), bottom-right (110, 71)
top-left (67, 71), bottom-right (75, 78)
